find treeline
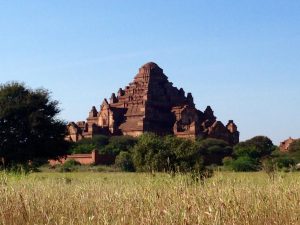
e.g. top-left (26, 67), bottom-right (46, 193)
top-left (70, 134), bottom-right (300, 172)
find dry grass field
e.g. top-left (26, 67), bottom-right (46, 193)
top-left (0, 171), bottom-right (299, 225)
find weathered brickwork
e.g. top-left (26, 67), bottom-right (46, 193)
top-left (66, 62), bottom-right (239, 145)
top-left (279, 137), bottom-right (299, 152)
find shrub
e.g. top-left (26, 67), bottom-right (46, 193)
top-left (261, 158), bottom-right (277, 179)
top-left (5, 163), bottom-right (31, 175)
top-left (60, 160), bottom-right (81, 172)
top-left (71, 143), bottom-right (97, 154)
top-left (222, 156), bottom-right (234, 168)
top-left (274, 156), bottom-right (296, 169)
top-left (70, 135), bottom-right (109, 154)
top-left (230, 156), bottom-right (259, 172)
top-left (101, 136), bottom-right (137, 156)
top-left (115, 151), bottom-right (135, 172)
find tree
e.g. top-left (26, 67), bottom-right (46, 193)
top-left (132, 133), bottom-right (206, 173)
top-left (228, 136), bottom-right (275, 172)
top-left (0, 82), bottom-right (68, 166)
top-left (197, 138), bottom-right (232, 165)
top-left (132, 133), bottom-right (168, 171)
top-left (163, 135), bottom-right (201, 172)
top-left (233, 136), bottom-right (275, 159)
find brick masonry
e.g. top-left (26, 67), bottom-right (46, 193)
top-left (66, 62), bottom-right (239, 145)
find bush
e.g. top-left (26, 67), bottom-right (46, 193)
top-left (71, 143), bottom-right (97, 154)
top-left (115, 151), bottom-right (135, 172)
top-left (230, 156), bottom-right (259, 172)
top-left (60, 160), bottom-right (81, 172)
top-left (5, 163), bottom-right (31, 175)
top-left (70, 135), bottom-right (109, 154)
top-left (101, 136), bottom-right (137, 156)
top-left (274, 156), bottom-right (296, 169)
top-left (222, 156), bottom-right (234, 168)
top-left (261, 158), bottom-right (277, 179)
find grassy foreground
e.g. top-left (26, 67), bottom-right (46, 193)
top-left (0, 171), bottom-right (299, 225)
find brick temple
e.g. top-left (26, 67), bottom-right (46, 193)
top-left (67, 62), bottom-right (239, 145)
top-left (279, 137), bottom-right (299, 152)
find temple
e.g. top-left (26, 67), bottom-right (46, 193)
top-left (67, 62), bottom-right (239, 145)
top-left (279, 137), bottom-right (299, 152)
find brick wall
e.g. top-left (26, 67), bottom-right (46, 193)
top-left (49, 150), bottom-right (114, 166)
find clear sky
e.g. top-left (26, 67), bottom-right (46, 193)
top-left (0, 0), bottom-right (299, 145)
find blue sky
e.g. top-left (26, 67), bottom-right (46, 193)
top-left (0, 0), bottom-right (299, 144)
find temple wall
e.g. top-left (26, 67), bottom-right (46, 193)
top-left (49, 150), bottom-right (115, 166)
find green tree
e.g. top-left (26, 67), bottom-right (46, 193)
top-left (132, 133), bottom-right (168, 171)
top-left (132, 134), bottom-right (207, 174)
top-left (0, 82), bottom-right (68, 166)
top-left (227, 136), bottom-right (276, 172)
top-left (163, 135), bottom-right (201, 172)
top-left (233, 136), bottom-right (275, 159)
top-left (197, 138), bottom-right (232, 165)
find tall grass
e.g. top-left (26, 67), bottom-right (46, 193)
top-left (0, 171), bottom-right (299, 225)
